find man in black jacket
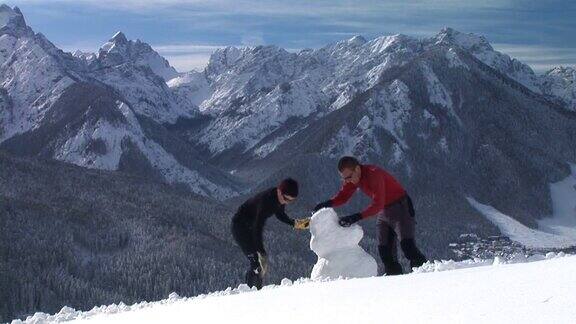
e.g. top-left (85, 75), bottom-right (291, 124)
top-left (231, 178), bottom-right (310, 289)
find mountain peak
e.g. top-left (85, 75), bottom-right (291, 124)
top-left (547, 66), bottom-right (575, 76)
top-left (99, 31), bottom-right (129, 55)
top-left (348, 35), bottom-right (367, 46)
top-left (434, 27), bottom-right (493, 51)
top-left (96, 31), bottom-right (179, 81)
top-left (110, 31), bottom-right (128, 44)
top-left (546, 66), bottom-right (576, 84)
top-left (0, 4), bottom-right (27, 31)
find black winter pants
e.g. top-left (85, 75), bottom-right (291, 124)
top-left (376, 195), bottom-right (427, 275)
top-left (231, 218), bottom-right (266, 289)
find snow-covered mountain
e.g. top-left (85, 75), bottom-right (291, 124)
top-left (433, 27), bottom-right (544, 93)
top-left (172, 28), bottom-right (574, 163)
top-left (87, 32), bottom-right (195, 123)
top-left (168, 27), bottom-right (576, 257)
top-left (1, 5), bottom-right (575, 244)
top-left (0, 5), bottom-right (239, 198)
top-left (96, 31), bottom-right (179, 82)
top-left (0, 4), bottom-right (85, 141)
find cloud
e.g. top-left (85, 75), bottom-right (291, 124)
top-left (152, 44), bottom-right (226, 55)
top-left (10, 0), bottom-right (573, 71)
top-left (162, 53), bottom-right (212, 72)
top-left (152, 44), bottom-right (229, 72)
top-left (11, 0), bottom-right (514, 15)
top-left (493, 43), bottom-right (576, 73)
top-left (58, 41), bottom-right (101, 53)
top-left (241, 34), bottom-right (264, 46)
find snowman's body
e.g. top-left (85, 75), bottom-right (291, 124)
top-left (310, 208), bottom-right (378, 280)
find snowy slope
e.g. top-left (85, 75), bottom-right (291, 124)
top-left (467, 165), bottom-right (576, 249)
top-left (467, 197), bottom-right (576, 249)
top-left (541, 66), bottom-right (576, 111)
top-left (539, 164), bottom-right (576, 239)
top-left (16, 254), bottom-right (576, 324)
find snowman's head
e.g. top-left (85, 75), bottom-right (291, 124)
top-left (309, 208), bottom-right (364, 257)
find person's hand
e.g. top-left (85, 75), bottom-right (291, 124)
top-left (294, 218), bottom-right (311, 230)
top-left (338, 213), bottom-right (362, 227)
top-left (313, 200), bottom-right (332, 213)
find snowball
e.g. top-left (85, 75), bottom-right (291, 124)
top-left (236, 284), bottom-right (252, 292)
top-left (168, 292), bottom-right (180, 300)
top-left (309, 208), bottom-right (377, 280)
top-left (280, 278), bottom-right (293, 286)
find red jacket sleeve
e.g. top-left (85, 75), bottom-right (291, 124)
top-left (330, 182), bottom-right (358, 207)
top-left (360, 194), bottom-right (386, 219)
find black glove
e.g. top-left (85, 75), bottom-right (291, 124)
top-left (338, 213), bottom-right (362, 227)
top-left (313, 200), bottom-right (333, 213)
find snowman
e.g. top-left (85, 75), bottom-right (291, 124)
top-left (309, 208), bottom-right (377, 280)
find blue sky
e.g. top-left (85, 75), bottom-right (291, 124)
top-left (6, 0), bottom-right (575, 73)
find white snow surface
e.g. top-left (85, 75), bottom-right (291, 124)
top-left (309, 208), bottom-right (377, 280)
top-left (15, 253), bottom-right (576, 324)
top-left (467, 197), bottom-right (576, 249)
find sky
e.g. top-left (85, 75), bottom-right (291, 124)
top-left (4, 0), bottom-right (575, 73)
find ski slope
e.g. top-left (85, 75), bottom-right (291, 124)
top-left (467, 165), bottom-right (576, 249)
top-left (16, 254), bottom-right (576, 324)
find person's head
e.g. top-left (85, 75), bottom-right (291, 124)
top-left (277, 178), bottom-right (298, 205)
top-left (338, 156), bottom-right (361, 185)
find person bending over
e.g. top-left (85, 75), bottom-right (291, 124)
top-left (232, 178), bottom-right (310, 289)
top-left (314, 156), bottom-right (427, 275)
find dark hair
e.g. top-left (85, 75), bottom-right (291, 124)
top-left (278, 178), bottom-right (299, 197)
top-left (338, 156), bottom-right (360, 172)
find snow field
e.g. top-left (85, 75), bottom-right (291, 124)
top-left (14, 253), bottom-right (574, 324)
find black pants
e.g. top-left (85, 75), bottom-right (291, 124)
top-left (376, 195), bottom-right (427, 275)
top-left (231, 218), bottom-right (266, 289)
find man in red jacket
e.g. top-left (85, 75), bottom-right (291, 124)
top-left (314, 156), bottom-right (427, 275)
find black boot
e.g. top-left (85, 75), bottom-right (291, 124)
top-left (245, 269), bottom-right (263, 289)
top-left (245, 253), bottom-right (263, 289)
top-left (400, 239), bottom-right (427, 270)
top-left (378, 245), bottom-right (403, 275)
